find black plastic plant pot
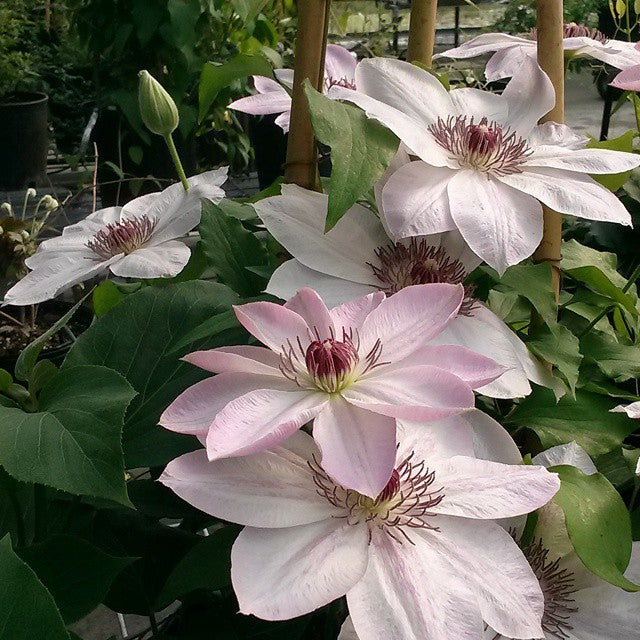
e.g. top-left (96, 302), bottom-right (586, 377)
top-left (0, 92), bottom-right (49, 190)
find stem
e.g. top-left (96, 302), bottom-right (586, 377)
top-left (407, 0), bottom-right (439, 66)
top-left (148, 612), bottom-right (160, 637)
top-left (577, 305), bottom-right (615, 338)
top-left (622, 258), bottom-right (640, 293)
top-left (164, 134), bottom-right (189, 191)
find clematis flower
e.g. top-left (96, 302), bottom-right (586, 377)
top-left (228, 44), bottom-right (356, 132)
top-left (254, 183), bottom-right (557, 399)
top-left (160, 285), bottom-right (506, 496)
top-left (435, 24), bottom-right (640, 82)
top-left (330, 56), bottom-right (640, 273)
top-left (481, 442), bottom-right (640, 640)
top-left (2, 169), bottom-right (228, 306)
top-left (611, 44), bottom-right (640, 91)
top-left (161, 423), bottom-right (560, 639)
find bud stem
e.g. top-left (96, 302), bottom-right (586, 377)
top-left (164, 133), bottom-right (189, 191)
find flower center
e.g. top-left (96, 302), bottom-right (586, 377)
top-left (310, 452), bottom-right (444, 544)
top-left (369, 239), bottom-right (477, 316)
top-left (86, 215), bottom-right (156, 259)
top-left (529, 23), bottom-right (609, 44)
top-left (325, 75), bottom-right (356, 91)
top-left (522, 538), bottom-right (578, 640)
top-left (428, 116), bottom-right (530, 176)
top-left (279, 328), bottom-right (384, 393)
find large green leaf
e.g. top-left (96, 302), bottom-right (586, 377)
top-left (305, 81), bottom-right (399, 230)
top-left (587, 131), bottom-right (636, 192)
top-left (19, 535), bottom-right (134, 623)
top-left (550, 465), bottom-right (640, 591)
top-left (198, 200), bottom-right (269, 296)
top-left (580, 331), bottom-right (640, 382)
top-left (63, 281), bottom-right (243, 468)
top-left (231, 0), bottom-right (270, 21)
top-left (157, 526), bottom-right (239, 606)
top-left (508, 387), bottom-right (637, 456)
top-left (0, 366), bottom-right (135, 505)
top-left (199, 54), bottom-right (274, 121)
top-left (0, 535), bottom-right (69, 640)
top-left (561, 239), bottom-right (638, 315)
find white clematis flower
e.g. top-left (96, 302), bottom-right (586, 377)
top-left (255, 183), bottom-right (557, 399)
top-left (329, 56), bottom-right (640, 273)
top-left (435, 24), bottom-right (640, 82)
top-left (3, 168), bottom-right (228, 306)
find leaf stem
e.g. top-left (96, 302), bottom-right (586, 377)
top-left (164, 134), bottom-right (189, 191)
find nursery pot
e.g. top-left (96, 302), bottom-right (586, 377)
top-left (0, 92), bottom-right (49, 190)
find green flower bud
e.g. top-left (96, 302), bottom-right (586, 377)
top-left (138, 70), bottom-right (179, 137)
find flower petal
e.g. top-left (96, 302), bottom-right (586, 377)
top-left (485, 45), bottom-right (533, 82)
top-left (532, 442), bottom-right (598, 475)
top-left (381, 161), bottom-right (457, 239)
top-left (359, 283), bottom-right (464, 360)
top-left (267, 260), bottom-right (378, 308)
top-left (159, 372), bottom-right (284, 436)
top-left (160, 432), bottom-right (340, 527)
top-left (430, 456), bottom-right (560, 519)
top-left (499, 167), bottom-right (632, 225)
top-left (3, 254), bottom-right (111, 306)
top-left (228, 90), bottom-right (291, 116)
top-left (233, 300), bottom-right (311, 353)
top-left (612, 64), bottom-right (640, 91)
top-left (253, 75), bottom-right (287, 94)
top-left (525, 146), bottom-right (640, 174)
top-left (347, 528), bottom-right (483, 640)
top-left (254, 185), bottom-right (386, 285)
top-left (427, 517), bottom-right (546, 639)
top-left (435, 33), bottom-right (534, 60)
top-left (343, 365), bottom-right (475, 421)
top-left (313, 397), bottom-right (397, 497)
top-left (325, 44), bottom-right (357, 84)
top-left (206, 388), bottom-right (327, 459)
top-left (450, 87), bottom-right (508, 122)
top-left (448, 170), bottom-right (543, 274)
top-left (501, 56), bottom-right (556, 136)
top-left (329, 291), bottom-right (386, 334)
top-left (338, 617), bottom-right (358, 640)
top-left (283, 287), bottom-right (334, 338)
top-left (232, 520), bottom-right (369, 620)
top-left (108, 240), bottom-right (191, 279)
top-left (457, 409), bottom-right (523, 464)
top-left (183, 345), bottom-right (282, 376)
top-left (611, 401), bottom-right (640, 419)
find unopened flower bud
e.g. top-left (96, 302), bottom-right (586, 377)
top-left (138, 70), bottom-right (179, 137)
top-left (26, 188), bottom-right (36, 199)
top-left (0, 203), bottom-right (11, 215)
top-left (42, 195), bottom-right (59, 211)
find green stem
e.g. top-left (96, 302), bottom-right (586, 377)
top-left (577, 305), bottom-right (615, 338)
top-left (164, 134), bottom-right (189, 191)
top-left (149, 612), bottom-right (160, 637)
top-left (622, 258), bottom-right (640, 293)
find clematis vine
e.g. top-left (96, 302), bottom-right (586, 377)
top-left (330, 56), bottom-right (640, 273)
top-left (435, 24), bottom-right (640, 82)
top-left (160, 285), bottom-right (506, 496)
top-left (254, 183), bottom-right (557, 399)
top-left (228, 44), bottom-right (356, 132)
top-left (161, 423), bottom-right (560, 640)
top-left (2, 168), bottom-right (228, 306)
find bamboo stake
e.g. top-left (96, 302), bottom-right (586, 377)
top-left (533, 0), bottom-right (565, 300)
top-left (407, 0), bottom-right (439, 66)
top-left (283, 0), bottom-right (332, 190)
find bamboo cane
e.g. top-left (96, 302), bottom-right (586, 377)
top-left (533, 0), bottom-right (565, 300)
top-left (283, 0), bottom-right (332, 190)
top-left (407, 0), bottom-right (439, 66)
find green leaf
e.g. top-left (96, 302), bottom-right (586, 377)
top-left (199, 200), bottom-right (269, 296)
top-left (305, 81), bottom-right (399, 230)
top-left (561, 240), bottom-right (638, 316)
top-left (231, 0), bottom-right (270, 21)
top-left (199, 54), bottom-right (274, 122)
top-left (19, 535), bottom-right (135, 623)
top-left (580, 331), bottom-right (640, 382)
top-left (587, 131), bottom-right (636, 192)
top-left (550, 465), bottom-right (640, 591)
top-left (494, 263), bottom-right (558, 328)
top-left (170, 309), bottom-right (241, 355)
top-left (15, 293), bottom-right (91, 382)
top-left (508, 387), bottom-right (638, 456)
top-left (63, 281), bottom-right (242, 468)
top-left (0, 535), bottom-right (70, 640)
top-left (157, 526), bottom-right (239, 606)
top-left (527, 324), bottom-right (582, 394)
top-left (93, 280), bottom-right (126, 317)
top-left (0, 365), bottom-right (135, 505)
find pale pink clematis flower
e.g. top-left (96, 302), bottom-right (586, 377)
top-left (228, 44), bottom-right (356, 132)
top-left (160, 423), bottom-right (561, 640)
top-left (254, 183), bottom-right (557, 399)
top-left (435, 24), bottom-right (640, 82)
top-left (330, 56), bottom-right (640, 273)
top-left (3, 168), bottom-right (228, 306)
top-left (160, 285), bottom-right (506, 496)
top-left (612, 44), bottom-right (640, 90)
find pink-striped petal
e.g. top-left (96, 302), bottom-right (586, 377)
top-left (183, 345), bottom-right (282, 376)
top-left (283, 287), bottom-right (334, 338)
